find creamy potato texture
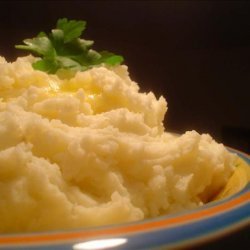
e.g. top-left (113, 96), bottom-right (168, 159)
top-left (0, 56), bottom-right (236, 233)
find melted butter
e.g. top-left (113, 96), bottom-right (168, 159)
top-left (55, 73), bottom-right (103, 112)
top-left (47, 79), bottom-right (60, 92)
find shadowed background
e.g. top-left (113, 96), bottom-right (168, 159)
top-left (0, 0), bottom-right (249, 153)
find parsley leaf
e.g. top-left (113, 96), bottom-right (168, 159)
top-left (56, 18), bottom-right (86, 43)
top-left (15, 18), bottom-right (124, 74)
top-left (16, 36), bottom-right (55, 56)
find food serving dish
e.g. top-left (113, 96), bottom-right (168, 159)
top-left (0, 18), bottom-right (249, 250)
top-left (0, 148), bottom-right (249, 250)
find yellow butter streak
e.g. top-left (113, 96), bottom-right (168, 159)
top-left (214, 157), bottom-right (250, 200)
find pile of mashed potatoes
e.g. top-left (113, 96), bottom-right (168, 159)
top-left (0, 56), bottom-right (236, 233)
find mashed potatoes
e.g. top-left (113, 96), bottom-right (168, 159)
top-left (0, 56), bottom-right (236, 233)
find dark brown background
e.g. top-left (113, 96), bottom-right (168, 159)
top-left (0, 1), bottom-right (249, 247)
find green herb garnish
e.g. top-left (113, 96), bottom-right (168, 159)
top-left (15, 18), bottom-right (124, 74)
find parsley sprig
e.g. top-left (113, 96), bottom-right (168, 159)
top-left (15, 18), bottom-right (124, 74)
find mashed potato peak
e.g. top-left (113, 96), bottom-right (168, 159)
top-left (0, 56), bottom-right (235, 233)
